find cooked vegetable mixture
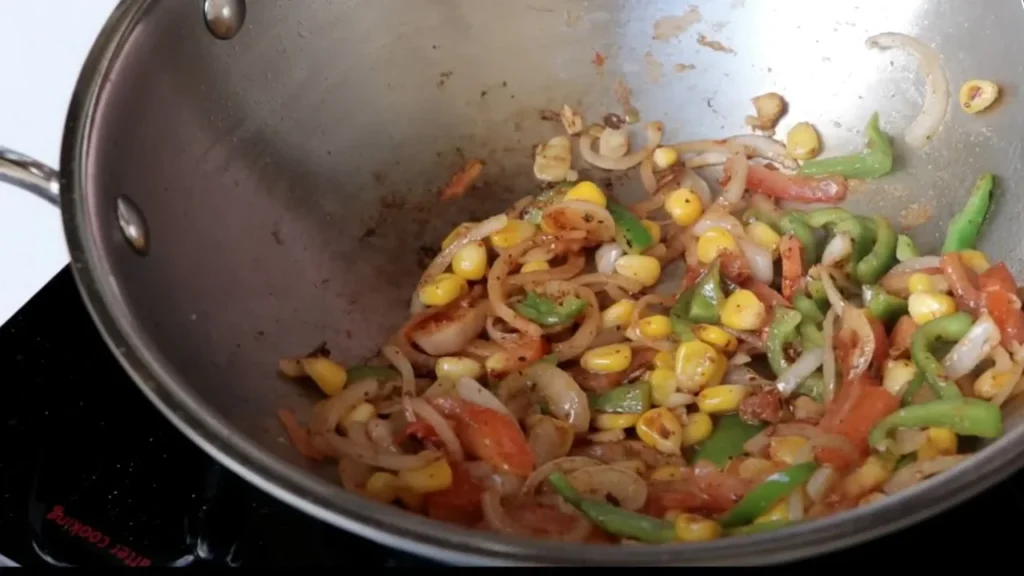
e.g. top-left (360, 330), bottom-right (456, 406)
top-left (275, 99), bottom-right (1022, 545)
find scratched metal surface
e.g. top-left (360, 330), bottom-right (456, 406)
top-left (55, 0), bottom-right (1024, 565)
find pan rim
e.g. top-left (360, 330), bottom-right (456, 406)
top-left (55, 0), bottom-right (1024, 565)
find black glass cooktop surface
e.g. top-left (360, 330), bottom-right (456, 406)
top-left (0, 267), bottom-right (1018, 567)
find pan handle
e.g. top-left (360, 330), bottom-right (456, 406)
top-left (0, 146), bottom-right (60, 207)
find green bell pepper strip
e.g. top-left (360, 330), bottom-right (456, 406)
top-left (670, 286), bottom-right (697, 341)
top-left (855, 216), bottom-right (898, 284)
top-left (608, 201), bottom-right (655, 255)
top-left (689, 259), bottom-right (725, 324)
top-left (806, 208), bottom-right (876, 270)
top-left (717, 462), bottom-right (818, 528)
top-left (727, 520), bottom-right (790, 536)
top-left (779, 212), bottom-right (817, 270)
top-left (793, 293), bottom-right (826, 349)
top-left (547, 472), bottom-right (676, 544)
top-left (868, 398), bottom-right (1003, 449)
top-left (793, 293), bottom-right (825, 324)
top-left (896, 234), bottom-right (919, 262)
top-left (743, 207), bottom-right (783, 233)
top-left (910, 312), bottom-right (973, 401)
top-left (901, 371), bottom-right (924, 406)
top-left (863, 285), bottom-right (908, 326)
top-left (693, 414), bottom-right (765, 468)
top-left (941, 173), bottom-right (995, 254)
top-left (796, 373), bottom-right (825, 401)
top-left (513, 292), bottom-right (588, 327)
top-left (806, 280), bottom-right (829, 311)
top-left (346, 366), bottom-right (400, 383)
top-left (766, 306), bottom-right (803, 377)
top-left (800, 322), bottom-right (824, 349)
top-left (589, 381), bottom-right (652, 414)
top-left (798, 112), bottom-right (893, 180)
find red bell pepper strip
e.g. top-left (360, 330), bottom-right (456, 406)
top-left (779, 234), bottom-right (804, 302)
top-left (429, 396), bottom-right (536, 476)
top-left (732, 163), bottom-right (848, 204)
top-left (978, 262), bottom-right (1024, 347)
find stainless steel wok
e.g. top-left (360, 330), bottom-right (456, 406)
top-left (2, 0), bottom-right (1023, 565)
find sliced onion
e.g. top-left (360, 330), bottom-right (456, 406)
top-left (943, 314), bottom-right (1001, 380)
top-left (366, 418), bottom-right (400, 453)
top-left (883, 455), bottom-right (967, 494)
top-left (680, 166), bottom-right (713, 206)
top-left (672, 134), bottom-right (798, 170)
top-left (580, 122), bottom-right (664, 171)
top-left (521, 456), bottom-right (603, 495)
top-left (481, 490), bottom-right (529, 536)
top-left (722, 149), bottom-right (749, 204)
top-left (337, 457), bottom-right (373, 493)
top-left (739, 238), bottom-right (774, 284)
top-left (694, 206), bottom-right (745, 237)
top-left (892, 428), bottom-right (927, 456)
top-left (526, 415), bottom-right (576, 466)
top-left (541, 201), bottom-right (616, 244)
top-left (776, 347), bottom-right (825, 397)
top-left (524, 363), bottom-right (591, 433)
top-left (464, 461), bottom-right (525, 497)
top-left (407, 300), bottom-right (488, 358)
top-left (567, 465), bottom-right (648, 511)
top-left (889, 255), bottom-right (941, 274)
top-left (822, 233), bottom-right (853, 267)
top-left (725, 365), bottom-right (773, 387)
top-left (571, 273), bottom-right (645, 294)
top-left (787, 491), bottom-right (805, 522)
top-left (313, 432), bottom-right (442, 471)
top-left (599, 127), bottom-right (629, 158)
top-left (404, 396), bottom-right (464, 461)
top-left (685, 152), bottom-right (729, 169)
top-left (551, 286), bottom-right (601, 361)
top-left (510, 252), bottom-right (587, 286)
top-left (822, 308), bottom-right (838, 403)
top-left (817, 266), bottom-right (849, 313)
top-left (596, 242), bottom-right (625, 274)
top-left (309, 379), bottom-right (380, 436)
top-left (841, 305), bottom-right (876, 381)
top-left (866, 33), bottom-right (949, 149)
top-left (411, 214), bottom-right (508, 313)
top-left (456, 376), bottom-right (514, 418)
top-left (572, 439), bottom-right (684, 468)
top-left (805, 466), bottom-right (838, 503)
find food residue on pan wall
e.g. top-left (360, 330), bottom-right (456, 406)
top-left (899, 202), bottom-right (934, 230)
top-left (697, 33), bottom-right (736, 54)
top-left (643, 51), bottom-right (664, 84)
top-left (652, 7), bottom-right (703, 41)
top-left (673, 63), bottom-right (696, 73)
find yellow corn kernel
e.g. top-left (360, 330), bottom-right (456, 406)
top-left (653, 350), bottom-right (675, 371)
top-left (652, 146), bottom-right (680, 170)
top-left (601, 298), bottom-right (636, 329)
top-left (917, 427), bottom-right (958, 462)
top-left (614, 254), bottom-right (662, 287)
top-left (959, 79), bottom-right (1000, 114)
top-left (882, 359), bottom-right (917, 397)
top-left (594, 412), bottom-right (642, 431)
top-left (738, 458), bottom-right (776, 481)
top-left (907, 272), bottom-right (938, 294)
top-left (721, 289), bottom-right (768, 331)
top-left (696, 385), bottom-right (750, 414)
top-left (664, 188), bottom-right (704, 227)
top-left (364, 472), bottom-right (401, 503)
top-left (564, 181), bottom-right (608, 207)
top-left (745, 221), bottom-right (782, 256)
top-left (649, 368), bottom-right (678, 407)
top-left (768, 436), bottom-right (810, 465)
top-left (843, 455), bottom-right (895, 499)
top-left (960, 250), bottom-right (991, 273)
top-left (785, 122), bottom-right (821, 161)
top-left (674, 341), bottom-right (727, 393)
top-left (907, 292), bottom-right (957, 325)
top-left (344, 402), bottom-right (377, 427)
top-left (696, 227), bottom-right (739, 264)
top-left (450, 241), bottom-right (489, 281)
top-left (441, 222), bottom-right (476, 250)
top-left (300, 356), bottom-right (348, 396)
top-left (435, 356), bottom-right (484, 381)
top-left (520, 260), bottom-right (551, 274)
top-left (650, 465), bottom-right (686, 482)
top-left (490, 219), bottom-right (537, 248)
top-left (754, 501), bottom-right (790, 524)
top-left (674, 514), bottom-right (722, 542)
top-left (682, 412), bottom-right (714, 446)
top-left (418, 273), bottom-right (469, 307)
top-left (580, 343), bottom-right (633, 373)
top-left (641, 219), bottom-right (663, 244)
top-left (974, 367), bottom-right (1016, 400)
top-left (636, 407), bottom-right (685, 454)
top-left (398, 459), bottom-right (454, 494)
top-left (637, 315), bottom-right (673, 340)
top-left (693, 324), bottom-right (739, 354)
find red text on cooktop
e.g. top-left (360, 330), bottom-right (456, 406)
top-left (44, 505), bottom-right (152, 567)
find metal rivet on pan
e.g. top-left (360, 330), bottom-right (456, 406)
top-left (116, 196), bottom-right (149, 256)
top-left (203, 0), bottom-right (246, 40)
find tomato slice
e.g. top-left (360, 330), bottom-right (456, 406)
top-left (779, 234), bottom-right (804, 302)
top-left (888, 315), bottom-right (917, 359)
top-left (738, 164), bottom-right (848, 204)
top-left (978, 262), bottom-right (1024, 347)
top-left (818, 374), bottom-right (899, 468)
top-left (424, 463), bottom-right (486, 527)
top-left (429, 396), bottom-right (536, 476)
top-left (940, 253), bottom-right (985, 314)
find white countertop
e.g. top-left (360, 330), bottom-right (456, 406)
top-left (0, 0), bottom-right (117, 324)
